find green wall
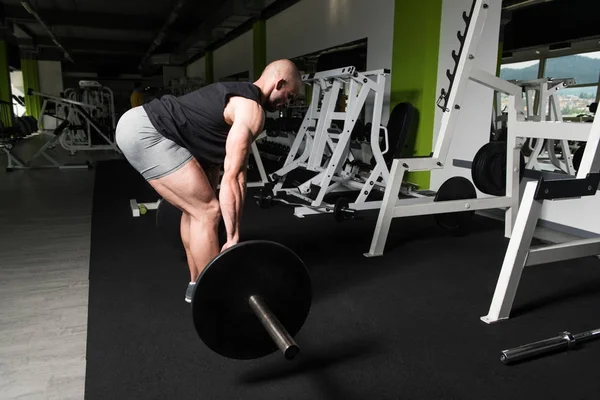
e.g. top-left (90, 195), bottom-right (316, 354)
top-left (253, 19), bottom-right (267, 80)
top-left (390, 0), bottom-right (443, 189)
top-left (0, 40), bottom-right (13, 127)
top-left (205, 51), bottom-right (214, 84)
top-left (21, 58), bottom-right (42, 119)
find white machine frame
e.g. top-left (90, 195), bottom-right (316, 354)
top-left (64, 80), bottom-right (117, 130)
top-left (34, 89), bottom-right (121, 154)
top-left (365, 0), bottom-right (525, 257)
top-left (480, 97), bottom-right (600, 324)
top-left (497, 78), bottom-right (578, 175)
top-left (269, 66), bottom-right (391, 218)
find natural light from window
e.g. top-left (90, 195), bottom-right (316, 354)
top-left (498, 52), bottom-right (599, 118)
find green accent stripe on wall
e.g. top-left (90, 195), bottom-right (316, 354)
top-left (496, 41), bottom-right (503, 77)
top-left (390, 0), bottom-right (443, 189)
top-left (21, 58), bottom-right (42, 119)
top-left (205, 51), bottom-right (214, 84)
top-left (0, 41), bottom-right (14, 128)
top-left (253, 19), bottom-right (266, 81)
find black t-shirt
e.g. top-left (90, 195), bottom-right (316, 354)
top-left (143, 82), bottom-right (263, 167)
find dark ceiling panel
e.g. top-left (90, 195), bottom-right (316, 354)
top-left (503, 0), bottom-right (600, 51)
top-left (2, 4), bottom-right (169, 31)
top-left (28, 37), bottom-right (149, 54)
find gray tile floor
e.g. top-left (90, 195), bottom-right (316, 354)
top-left (0, 137), bottom-right (119, 400)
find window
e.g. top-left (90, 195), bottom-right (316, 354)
top-left (543, 51), bottom-right (600, 117)
top-left (500, 60), bottom-right (540, 81)
top-left (499, 61), bottom-right (540, 114)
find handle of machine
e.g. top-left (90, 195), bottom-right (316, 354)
top-left (380, 125), bottom-right (389, 155)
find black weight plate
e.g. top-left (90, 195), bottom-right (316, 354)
top-left (434, 176), bottom-right (477, 235)
top-left (192, 240), bottom-right (312, 360)
top-left (573, 144), bottom-right (585, 172)
top-left (256, 182), bottom-right (275, 208)
top-left (472, 141), bottom-right (525, 196)
top-left (155, 198), bottom-right (184, 251)
top-left (23, 116), bottom-right (38, 133)
top-left (333, 197), bottom-right (350, 222)
top-left (15, 117), bottom-right (30, 137)
top-left (471, 143), bottom-right (496, 196)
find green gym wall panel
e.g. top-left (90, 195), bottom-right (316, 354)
top-left (390, 0), bottom-right (443, 189)
top-left (253, 19), bottom-right (267, 81)
top-left (21, 59), bottom-right (42, 119)
top-left (205, 51), bottom-right (214, 84)
top-left (0, 41), bottom-right (13, 127)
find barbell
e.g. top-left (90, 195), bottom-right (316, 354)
top-left (191, 240), bottom-right (312, 360)
top-left (154, 199), bottom-right (312, 360)
top-left (253, 184), bottom-right (357, 222)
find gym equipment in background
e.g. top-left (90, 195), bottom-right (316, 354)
top-left (63, 80), bottom-right (117, 140)
top-left (493, 77), bottom-right (578, 175)
top-left (480, 104), bottom-right (600, 324)
top-left (266, 66), bottom-right (396, 220)
top-left (500, 327), bottom-right (600, 365)
top-left (3, 118), bottom-right (91, 171)
top-left (31, 87), bottom-right (121, 155)
top-left (192, 240), bottom-right (312, 360)
top-left (366, 0), bottom-right (527, 257)
top-left (0, 99), bottom-right (91, 171)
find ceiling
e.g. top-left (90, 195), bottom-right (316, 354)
top-left (0, 0), bottom-right (297, 76)
top-left (502, 0), bottom-right (600, 53)
top-left (0, 0), bottom-right (597, 77)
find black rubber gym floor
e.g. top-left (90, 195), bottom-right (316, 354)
top-left (86, 159), bottom-right (600, 400)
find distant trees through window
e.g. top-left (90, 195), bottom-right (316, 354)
top-left (499, 51), bottom-right (600, 117)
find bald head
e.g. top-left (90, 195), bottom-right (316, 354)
top-left (261, 59), bottom-right (302, 82)
top-left (255, 59), bottom-right (303, 112)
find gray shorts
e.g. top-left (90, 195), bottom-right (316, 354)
top-left (115, 106), bottom-right (193, 181)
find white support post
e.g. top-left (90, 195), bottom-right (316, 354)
top-left (364, 159), bottom-right (407, 257)
top-left (432, 0), bottom-right (490, 165)
top-left (307, 80), bottom-right (342, 171)
top-left (505, 96), bottom-right (521, 237)
top-left (576, 105), bottom-right (600, 178)
top-left (481, 181), bottom-right (543, 324)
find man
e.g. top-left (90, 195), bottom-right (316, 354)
top-left (130, 82), bottom-right (145, 108)
top-left (115, 59), bottom-right (303, 303)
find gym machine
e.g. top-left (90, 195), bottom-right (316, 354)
top-left (263, 66), bottom-right (392, 219)
top-left (480, 96), bottom-right (600, 324)
top-left (2, 118), bottom-right (91, 171)
top-left (0, 99), bottom-right (91, 171)
top-left (365, 0), bottom-right (527, 257)
top-left (63, 80), bottom-right (117, 133)
top-left (495, 77), bottom-right (579, 175)
top-left (33, 88), bottom-right (121, 155)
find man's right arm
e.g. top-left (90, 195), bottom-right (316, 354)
top-left (218, 99), bottom-right (264, 249)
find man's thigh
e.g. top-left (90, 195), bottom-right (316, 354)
top-left (149, 158), bottom-right (217, 217)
